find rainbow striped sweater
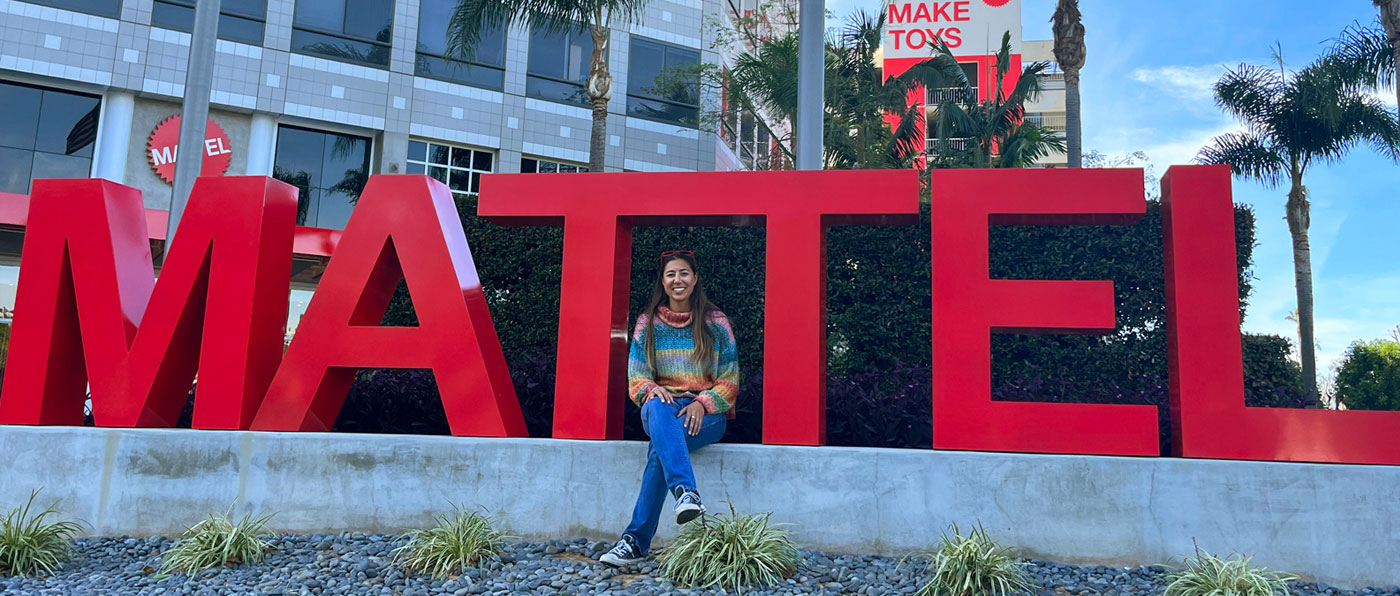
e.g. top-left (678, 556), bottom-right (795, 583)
top-left (627, 306), bottom-right (740, 417)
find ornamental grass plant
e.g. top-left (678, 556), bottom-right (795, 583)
top-left (0, 489), bottom-right (85, 578)
top-left (157, 506), bottom-right (275, 576)
top-left (392, 505), bottom-right (507, 579)
top-left (905, 523), bottom-right (1035, 596)
top-left (656, 508), bottom-right (801, 591)
top-left (1164, 546), bottom-right (1296, 596)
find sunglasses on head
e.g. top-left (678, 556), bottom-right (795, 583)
top-left (660, 249), bottom-right (696, 266)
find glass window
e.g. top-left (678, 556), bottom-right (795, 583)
top-left (25, 0), bottom-right (121, 18)
top-left (520, 157), bottom-right (587, 174)
top-left (292, 0), bottom-right (394, 67)
top-left (151, 0), bottom-right (267, 46)
top-left (415, 0), bottom-right (506, 90)
top-left (0, 81), bottom-right (100, 194)
top-left (526, 24), bottom-right (594, 106)
top-left (405, 140), bottom-right (494, 198)
top-left (272, 126), bottom-right (372, 230)
top-left (627, 38), bottom-right (700, 127)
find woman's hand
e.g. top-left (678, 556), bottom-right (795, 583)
top-left (677, 401), bottom-right (706, 436)
top-left (645, 385), bottom-right (676, 404)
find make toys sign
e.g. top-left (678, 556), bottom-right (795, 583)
top-left (0, 168), bottom-right (1397, 466)
top-left (882, 0), bottom-right (1021, 58)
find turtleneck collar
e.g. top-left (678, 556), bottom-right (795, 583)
top-left (656, 305), bottom-right (693, 328)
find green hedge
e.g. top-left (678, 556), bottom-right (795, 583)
top-left (1335, 339), bottom-right (1400, 411)
top-left (379, 196), bottom-right (1305, 410)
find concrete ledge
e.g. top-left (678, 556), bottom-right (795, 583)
top-left (2, 426), bottom-right (1397, 587)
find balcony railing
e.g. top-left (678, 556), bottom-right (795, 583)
top-left (1025, 112), bottom-right (1067, 132)
top-left (926, 87), bottom-right (977, 106)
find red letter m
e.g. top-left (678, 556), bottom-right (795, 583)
top-left (0, 177), bottom-right (297, 428)
top-left (889, 2), bottom-right (912, 24)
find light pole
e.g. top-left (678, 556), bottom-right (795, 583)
top-left (167, 0), bottom-right (222, 251)
top-left (795, 0), bottom-right (824, 170)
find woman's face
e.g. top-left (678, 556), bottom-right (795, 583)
top-left (662, 259), bottom-right (697, 304)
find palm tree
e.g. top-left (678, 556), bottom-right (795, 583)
top-left (921, 32), bottom-right (1066, 169)
top-left (1197, 55), bottom-right (1400, 398)
top-left (1051, 0), bottom-right (1085, 167)
top-left (446, 0), bottom-right (650, 172)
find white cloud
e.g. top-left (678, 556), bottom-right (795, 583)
top-left (1130, 64), bottom-right (1229, 102)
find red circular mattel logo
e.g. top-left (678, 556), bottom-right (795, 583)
top-left (146, 114), bottom-right (233, 184)
top-left (982, 0), bottom-right (1012, 6)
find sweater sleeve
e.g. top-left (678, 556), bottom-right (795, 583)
top-left (698, 314), bottom-right (739, 415)
top-left (627, 315), bottom-right (659, 407)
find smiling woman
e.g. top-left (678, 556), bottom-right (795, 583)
top-left (598, 249), bottom-right (740, 568)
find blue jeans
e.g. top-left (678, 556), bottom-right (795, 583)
top-left (623, 396), bottom-right (726, 554)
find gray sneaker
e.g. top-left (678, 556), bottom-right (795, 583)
top-left (599, 534), bottom-right (644, 567)
top-left (673, 487), bottom-right (705, 524)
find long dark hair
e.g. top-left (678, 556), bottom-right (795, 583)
top-left (642, 252), bottom-right (717, 370)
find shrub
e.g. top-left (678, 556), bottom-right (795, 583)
top-left (158, 507), bottom-right (275, 576)
top-left (0, 489), bottom-right (84, 577)
top-left (906, 523), bottom-right (1035, 596)
top-left (392, 505), bottom-right (507, 579)
top-left (657, 509), bottom-right (801, 590)
top-left (1164, 548), bottom-right (1295, 596)
top-left (1334, 339), bottom-right (1400, 411)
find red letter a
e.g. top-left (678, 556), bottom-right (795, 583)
top-left (251, 175), bottom-right (527, 437)
top-left (0, 177), bottom-right (297, 428)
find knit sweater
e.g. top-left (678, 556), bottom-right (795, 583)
top-left (627, 305), bottom-right (740, 417)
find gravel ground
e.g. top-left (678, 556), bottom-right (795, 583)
top-left (2, 534), bottom-right (1397, 596)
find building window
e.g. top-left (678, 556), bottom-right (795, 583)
top-left (0, 81), bottom-right (100, 195)
top-left (271, 126), bottom-right (372, 230)
top-left (627, 37), bottom-right (700, 127)
top-left (415, 0), bottom-right (506, 90)
top-left (406, 140), bottom-right (494, 197)
top-left (520, 157), bottom-right (587, 173)
top-left (292, 0), bottom-right (394, 68)
top-left (25, 0), bottom-right (121, 18)
top-left (526, 24), bottom-right (594, 106)
top-left (151, 0), bottom-right (266, 45)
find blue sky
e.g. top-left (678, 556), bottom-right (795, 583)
top-left (828, 0), bottom-right (1400, 380)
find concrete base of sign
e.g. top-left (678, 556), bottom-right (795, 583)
top-left (2, 426), bottom-right (1397, 587)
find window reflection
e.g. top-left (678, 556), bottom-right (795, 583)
top-left (0, 81), bottom-right (100, 194)
top-left (271, 126), bottom-right (372, 230)
top-left (291, 0), bottom-right (394, 67)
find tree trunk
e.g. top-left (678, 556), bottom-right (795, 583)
top-left (1064, 67), bottom-right (1082, 168)
top-left (1286, 178), bottom-right (1319, 399)
top-left (1378, 0), bottom-right (1400, 116)
top-left (586, 24), bottom-right (613, 173)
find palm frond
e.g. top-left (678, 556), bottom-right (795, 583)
top-left (1322, 23), bottom-right (1395, 92)
top-left (1196, 131), bottom-right (1287, 187)
top-left (1215, 64), bottom-right (1286, 127)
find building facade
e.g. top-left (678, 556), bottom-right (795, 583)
top-left (0, 0), bottom-right (799, 330)
top-left (0, 0), bottom-right (789, 218)
top-left (879, 0), bottom-right (1066, 167)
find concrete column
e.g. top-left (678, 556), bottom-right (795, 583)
top-left (92, 91), bottom-right (135, 183)
top-left (379, 131), bottom-right (409, 175)
top-left (246, 114), bottom-right (278, 176)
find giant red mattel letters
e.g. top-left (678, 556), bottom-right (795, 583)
top-left (0, 177), bottom-right (297, 428)
top-left (1162, 165), bottom-right (1400, 465)
top-left (929, 168), bottom-right (1160, 456)
top-left (251, 175), bottom-right (527, 437)
top-left (478, 170), bottom-right (919, 443)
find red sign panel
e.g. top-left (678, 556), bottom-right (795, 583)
top-left (146, 115), bottom-right (233, 184)
top-left (0, 168), bottom-right (1397, 466)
